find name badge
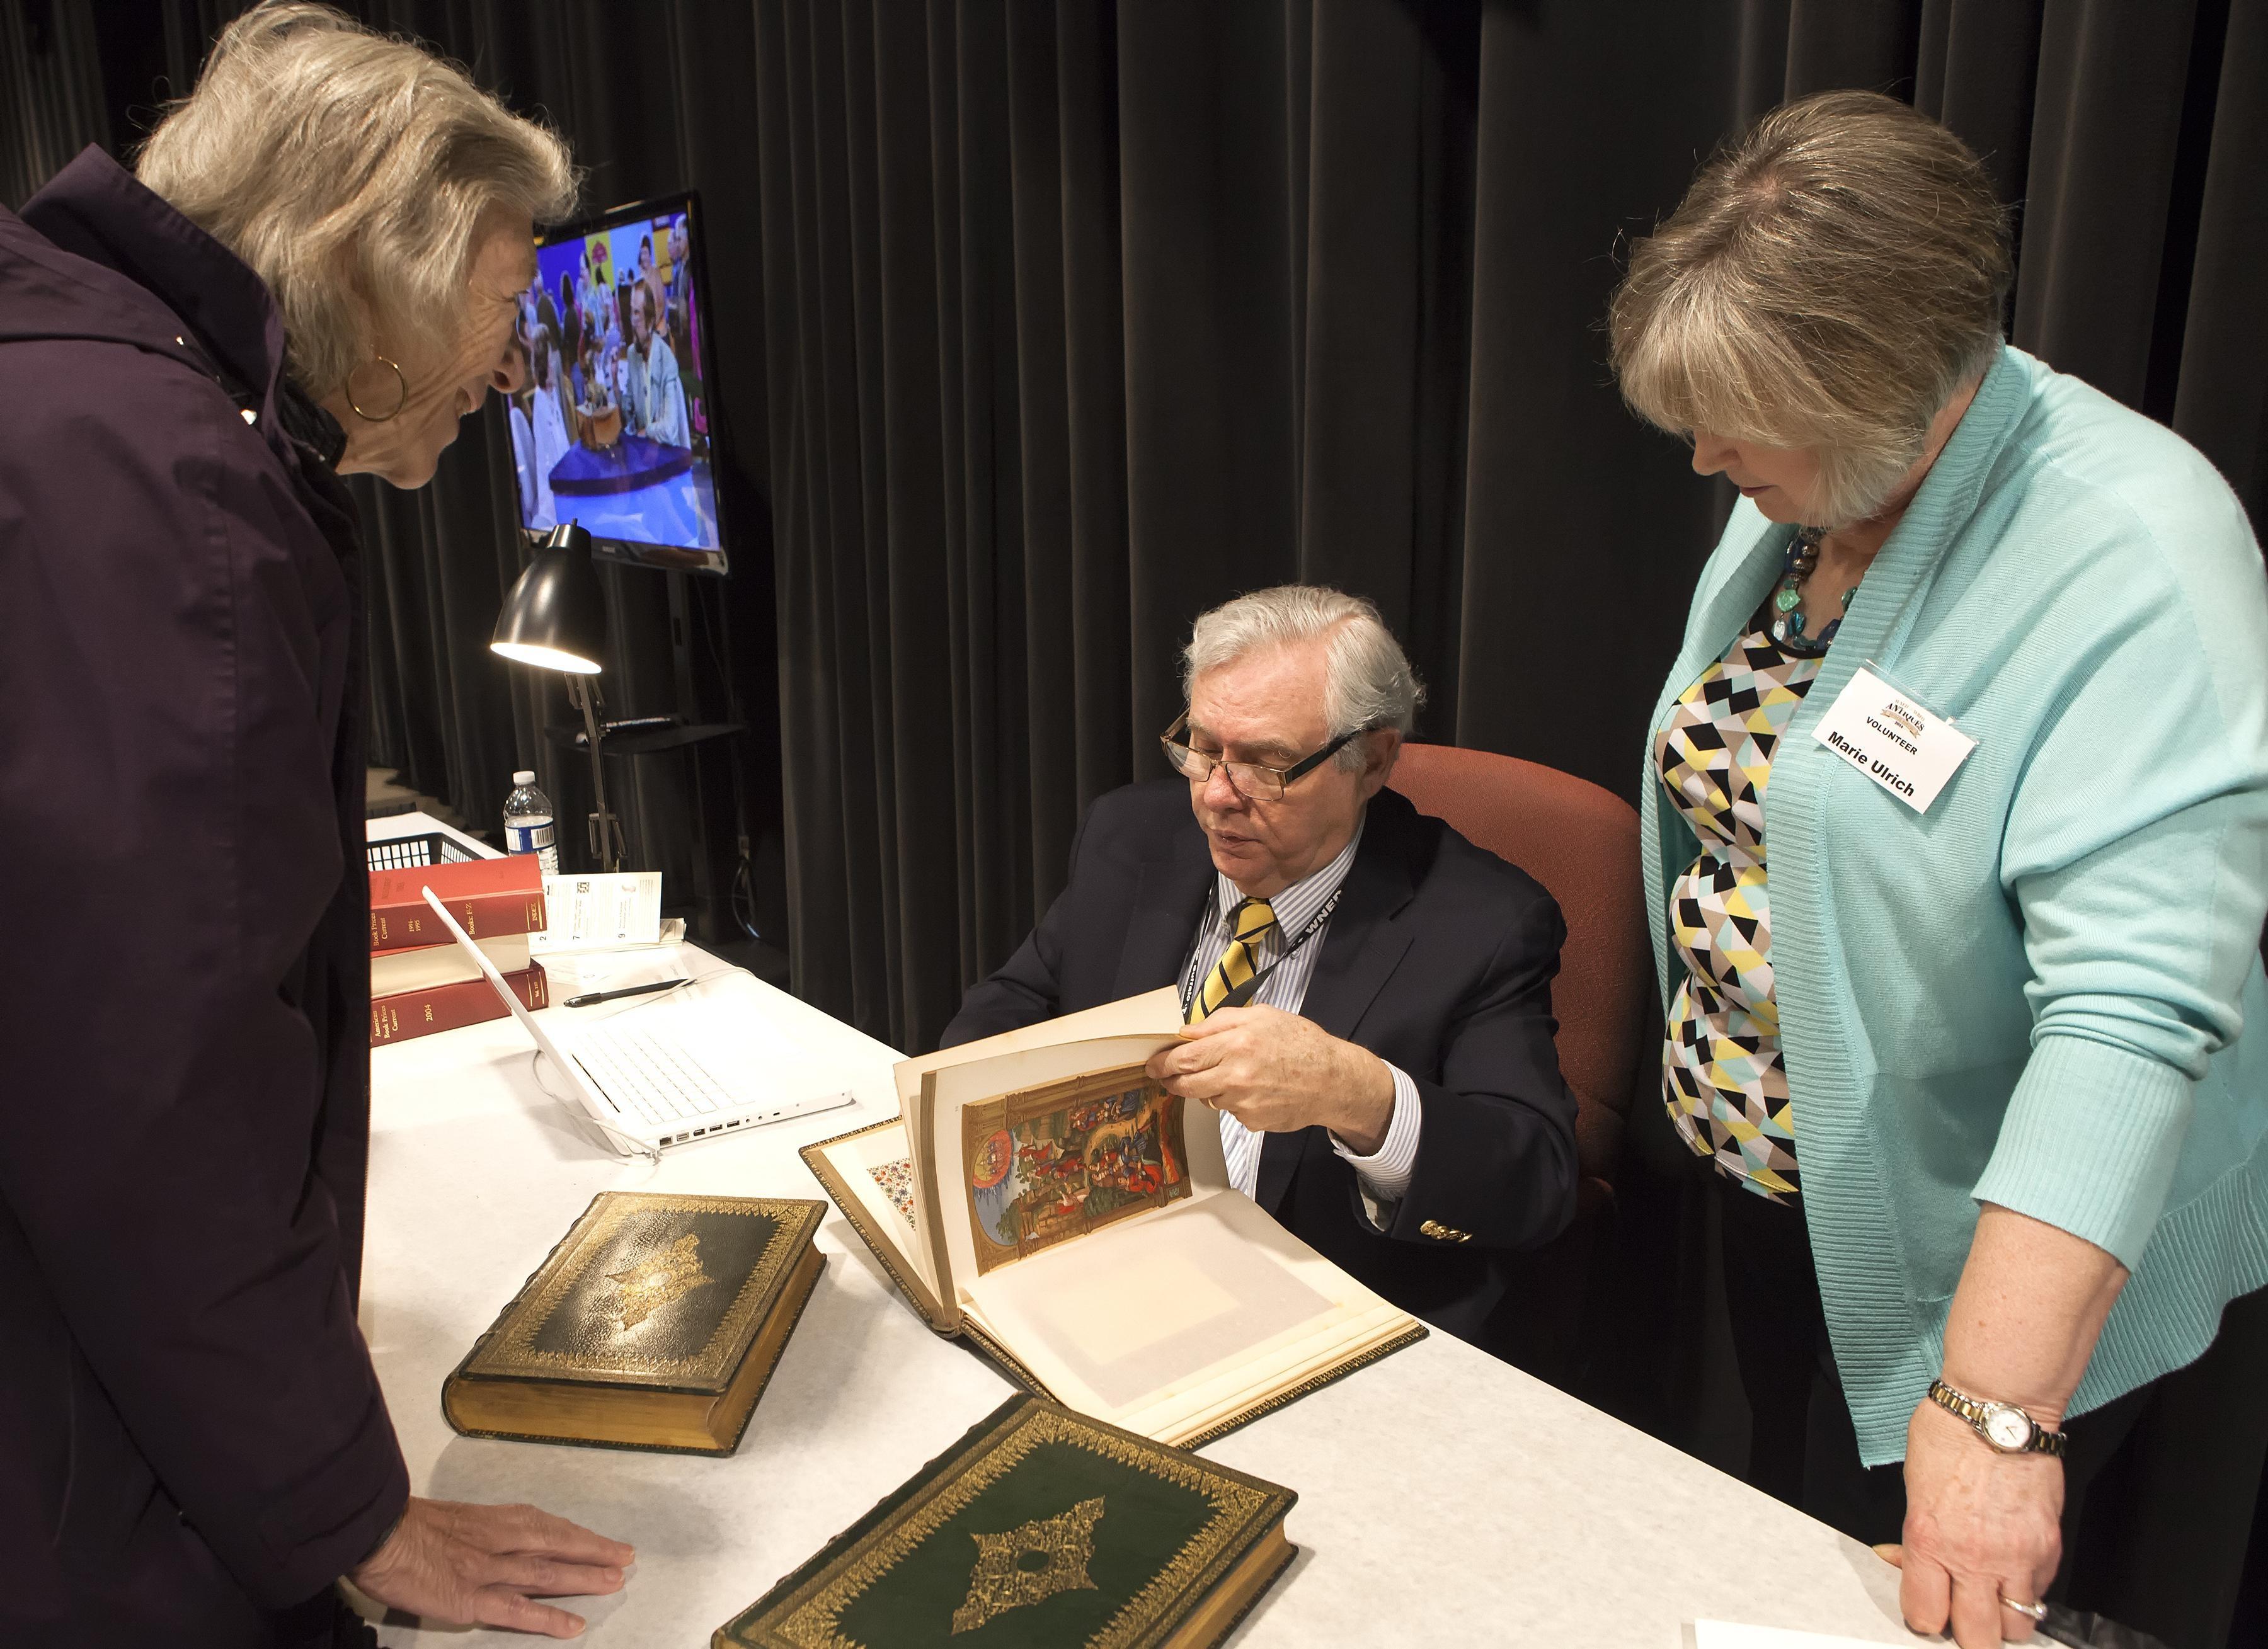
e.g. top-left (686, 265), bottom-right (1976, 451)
top-left (1811, 665), bottom-right (1976, 813)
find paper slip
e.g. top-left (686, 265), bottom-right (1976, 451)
top-left (1695, 1623), bottom-right (1928, 1648)
top-left (530, 872), bottom-right (665, 955)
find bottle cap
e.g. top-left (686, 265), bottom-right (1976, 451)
top-left (512, 770), bottom-right (535, 785)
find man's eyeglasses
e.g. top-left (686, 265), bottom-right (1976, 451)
top-left (1159, 712), bottom-right (1364, 801)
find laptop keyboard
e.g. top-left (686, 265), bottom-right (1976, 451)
top-left (573, 1027), bottom-right (735, 1127)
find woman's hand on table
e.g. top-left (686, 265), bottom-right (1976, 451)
top-left (1891, 1398), bottom-right (2061, 1646)
top-left (348, 1496), bottom-right (636, 1638)
top-left (1888, 1204), bottom-right (2124, 1643)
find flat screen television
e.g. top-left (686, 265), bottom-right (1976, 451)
top-left (502, 191), bottom-right (730, 574)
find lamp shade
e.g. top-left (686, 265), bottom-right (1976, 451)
top-left (491, 523), bottom-right (605, 674)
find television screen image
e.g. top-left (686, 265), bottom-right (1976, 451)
top-left (504, 195), bottom-right (724, 571)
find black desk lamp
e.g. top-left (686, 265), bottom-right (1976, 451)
top-left (491, 523), bottom-right (627, 871)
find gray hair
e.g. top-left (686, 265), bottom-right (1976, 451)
top-left (135, 2), bottom-right (577, 401)
top-left (1181, 586), bottom-right (1424, 769)
top-left (1608, 90), bottom-right (2011, 528)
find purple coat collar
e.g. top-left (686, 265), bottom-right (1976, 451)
top-left (6, 144), bottom-right (340, 464)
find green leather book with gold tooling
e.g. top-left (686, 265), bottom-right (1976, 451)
top-left (714, 1395), bottom-right (1297, 1649)
top-left (442, 1190), bottom-right (826, 1455)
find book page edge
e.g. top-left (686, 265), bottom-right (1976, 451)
top-left (799, 1124), bottom-right (949, 1328)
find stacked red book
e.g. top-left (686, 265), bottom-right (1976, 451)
top-left (369, 855), bottom-right (549, 1046)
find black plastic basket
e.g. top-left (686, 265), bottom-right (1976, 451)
top-left (365, 831), bottom-right (479, 874)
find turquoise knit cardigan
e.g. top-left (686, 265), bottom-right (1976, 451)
top-left (1640, 345), bottom-right (2268, 1466)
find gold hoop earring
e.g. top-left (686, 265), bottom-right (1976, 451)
top-left (346, 355), bottom-right (408, 422)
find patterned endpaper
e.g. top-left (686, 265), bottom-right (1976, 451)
top-left (715, 1396), bottom-right (1295, 1649)
top-left (870, 1158), bottom-right (917, 1228)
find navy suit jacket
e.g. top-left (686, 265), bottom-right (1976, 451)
top-left (942, 780), bottom-right (1579, 1346)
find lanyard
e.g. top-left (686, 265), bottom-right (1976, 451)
top-left (1177, 882), bottom-right (1345, 1018)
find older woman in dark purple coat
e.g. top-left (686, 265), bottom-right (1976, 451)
top-left (0, 6), bottom-right (632, 1644)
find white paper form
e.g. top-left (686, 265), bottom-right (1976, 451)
top-left (529, 871), bottom-right (665, 955)
top-left (1695, 1623), bottom-right (1931, 1648)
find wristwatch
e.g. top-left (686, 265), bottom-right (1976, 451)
top-left (1927, 1378), bottom-right (2068, 1458)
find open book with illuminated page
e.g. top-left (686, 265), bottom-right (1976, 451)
top-left (801, 990), bottom-right (1425, 1447)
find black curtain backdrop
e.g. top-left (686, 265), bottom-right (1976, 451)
top-left (748, 0), bottom-right (2268, 1055)
top-left (16, 0), bottom-right (2262, 1051)
top-left (0, 0), bottom-right (106, 205)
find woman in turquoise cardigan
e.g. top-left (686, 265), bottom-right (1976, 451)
top-left (1611, 92), bottom-right (2268, 1649)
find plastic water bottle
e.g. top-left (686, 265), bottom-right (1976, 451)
top-left (503, 770), bottom-right (559, 876)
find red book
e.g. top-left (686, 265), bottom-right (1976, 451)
top-left (370, 962), bottom-right (549, 1046)
top-left (370, 855), bottom-right (546, 951)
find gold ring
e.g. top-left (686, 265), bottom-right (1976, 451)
top-left (2000, 1595), bottom-right (2048, 1621)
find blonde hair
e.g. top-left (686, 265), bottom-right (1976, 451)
top-left (136, 2), bottom-right (576, 400)
top-left (1184, 586), bottom-right (1424, 768)
top-left (1608, 91), bottom-right (2011, 526)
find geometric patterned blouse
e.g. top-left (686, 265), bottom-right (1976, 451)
top-left (1654, 619), bottom-right (1824, 1202)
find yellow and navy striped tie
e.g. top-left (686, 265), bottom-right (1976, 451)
top-left (1187, 897), bottom-right (1280, 1024)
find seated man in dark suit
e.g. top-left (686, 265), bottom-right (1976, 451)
top-left (942, 585), bottom-right (1578, 1350)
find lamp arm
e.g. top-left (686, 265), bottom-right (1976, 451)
top-left (566, 674), bottom-right (627, 872)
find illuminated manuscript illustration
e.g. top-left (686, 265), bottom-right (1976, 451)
top-left (963, 1071), bottom-right (1189, 1277)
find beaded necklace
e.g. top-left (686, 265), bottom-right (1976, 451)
top-left (1767, 526), bottom-right (1857, 656)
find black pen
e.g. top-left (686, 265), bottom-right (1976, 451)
top-left (563, 978), bottom-right (689, 1008)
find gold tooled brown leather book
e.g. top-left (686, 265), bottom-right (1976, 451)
top-left (713, 1395), bottom-right (1297, 1649)
top-left (442, 1191), bottom-right (826, 1455)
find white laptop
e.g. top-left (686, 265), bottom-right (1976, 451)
top-left (421, 888), bottom-right (852, 1156)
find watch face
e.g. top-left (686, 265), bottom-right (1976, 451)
top-left (1983, 1405), bottom-right (2032, 1451)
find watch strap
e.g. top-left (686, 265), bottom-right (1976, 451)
top-left (1928, 1378), bottom-right (2069, 1458)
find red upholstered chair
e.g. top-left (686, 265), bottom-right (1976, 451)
top-left (1388, 743), bottom-right (1651, 1378)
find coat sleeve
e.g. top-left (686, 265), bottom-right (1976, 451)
top-left (0, 355), bottom-right (407, 1607)
top-left (1972, 489), bottom-right (2268, 1271)
top-left (1374, 885), bottom-right (1581, 1251)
